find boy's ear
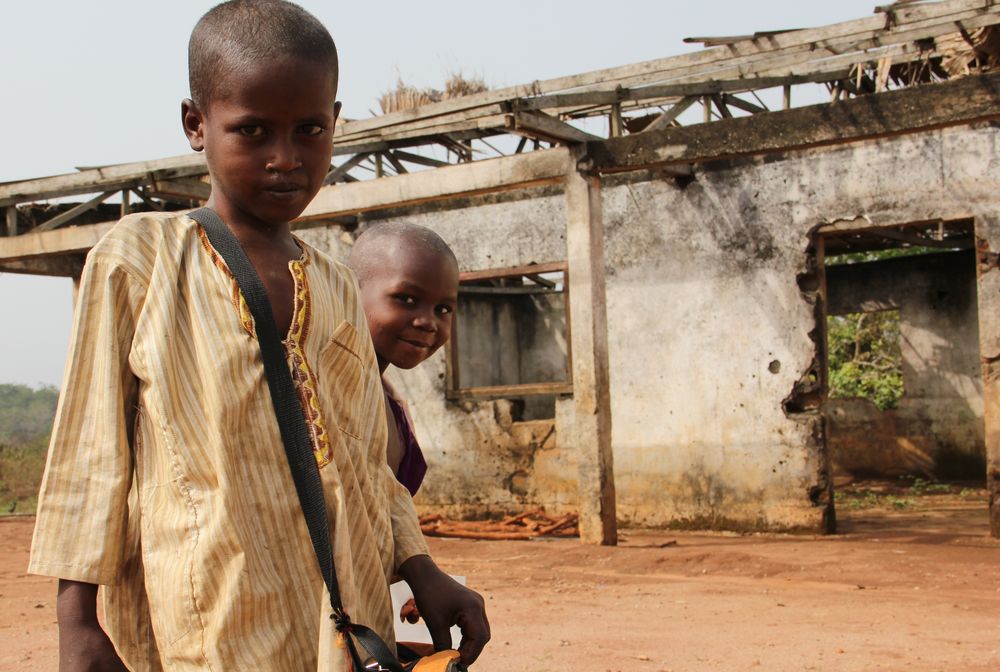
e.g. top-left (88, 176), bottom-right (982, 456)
top-left (181, 99), bottom-right (206, 152)
top-left (333, 101), bottom-right (342, 125)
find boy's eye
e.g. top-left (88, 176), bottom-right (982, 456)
top-left (393, 294), bottom-right (416, 306)
top-left (299, 124), bottom-right (325, 136)
top-left (436, 305), bottom-right (453, 316)
top-left (239, 126), bottom-right (264, 137)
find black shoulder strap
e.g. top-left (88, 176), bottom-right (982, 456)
top-left (189, 207), bottom-right (405, 672)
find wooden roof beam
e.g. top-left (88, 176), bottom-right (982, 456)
top-left (148, 176), bottom-right (211, 202)
top-left (589, 71), bottom-right (1000, 174)
top-left (505, 111), bottom-right (603, 144)
top-left (0, 254), bottom-right (85, 278)
top-left (324, 153), bottom-right (372, 185)
top-left (390, 150), bottom-right (451, 169)
top-left (641, 96), bottom-right (698, 133)
top-left (0, 154), bottom-right (206, 208)
top-left (34, 191), bottom-right (116, 233)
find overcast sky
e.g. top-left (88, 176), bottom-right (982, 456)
top-left (1, 0), bottom-right (879, 387)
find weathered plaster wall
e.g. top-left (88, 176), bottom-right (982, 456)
top-left (298, 122), bottom-right (1000, 531)
top-left (824, 252), bottom-right (985, 479)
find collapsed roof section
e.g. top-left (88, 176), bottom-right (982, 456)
top-left (1, 0), bottom-right (999, 257)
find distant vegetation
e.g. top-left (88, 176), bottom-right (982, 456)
top-left (0, 383), bottom-right (58, 514)
top-left (827, 310), bottom-right (904, 411)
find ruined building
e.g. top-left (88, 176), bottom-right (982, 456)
top-left (2, 0), bottom-right (999, 541)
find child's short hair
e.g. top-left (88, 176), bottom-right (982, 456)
top-left (349, 222), bottom-right (458, 285)
top-left (188, 0), bottom-right (338, 108)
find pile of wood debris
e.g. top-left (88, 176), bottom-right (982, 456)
top-left (419, 509), bottom-right (578, 541)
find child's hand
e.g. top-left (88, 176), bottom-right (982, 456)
top-left (400, 597), bottom-right (421, 623)
top-left (59, 621), bottom-right (128, 672)
top-left (57, 579), bottom-right (128, 672)
top-left (398, 555), bottom-right (490, 666)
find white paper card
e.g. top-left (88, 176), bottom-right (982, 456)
top-left (389, 576), bottom-right (465, 648)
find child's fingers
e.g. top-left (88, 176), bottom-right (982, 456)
top-left (399, 597), bottom-right (421, 623)
top-left (456, 607), bottom-right (491, 666)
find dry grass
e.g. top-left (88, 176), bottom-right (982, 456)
top-left (379, 72), bottom-right (489, 115)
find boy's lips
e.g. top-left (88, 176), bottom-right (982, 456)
top-left (264, 181), bottom-right (306, 194)
top-left (400, 337), bottom-right (433, 349)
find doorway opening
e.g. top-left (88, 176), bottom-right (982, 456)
top-left (819, 219), bottom-right (989, 537)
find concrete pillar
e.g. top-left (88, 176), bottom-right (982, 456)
top-left (564, 146), bottom-right (617, 545)
top-left (975, 215), bottom-right (1000, 538)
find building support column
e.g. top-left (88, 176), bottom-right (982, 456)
top-left (564, 146), bottom-right (617, 545)
top-left (975, 216), bottom-right (1000, 537)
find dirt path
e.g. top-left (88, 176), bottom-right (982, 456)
top-left (2, 495), bottom-right (999, 671)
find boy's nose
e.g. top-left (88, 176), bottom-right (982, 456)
top-left (412, 312), bottom-right (437, 331)
top-left (266, 139), bottom-right (301, 172)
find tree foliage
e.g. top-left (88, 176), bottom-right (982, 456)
top-left (827, 310), bottom-right (904, 410)
top-left (826, 246), bottom-right (941, 266)
top-left (0, 384), bottom-right (58, 513)
top-left (0, 383), bottom-right (58, 445)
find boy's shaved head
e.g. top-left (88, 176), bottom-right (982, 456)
top-left (189, 0), bottom-right (338, 108)
top-left (349, 222), bottom-right (458, 284)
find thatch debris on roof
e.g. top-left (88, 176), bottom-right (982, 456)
top-left (939, 25), bottom-right (1000, 77)
top-left (379, 73), bottom-right (488, 115)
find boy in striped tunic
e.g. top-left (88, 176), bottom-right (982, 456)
top-left (29, 2), bottom-right (489, 670)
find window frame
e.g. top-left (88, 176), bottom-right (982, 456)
top-left (445, 260), bottom-right (573, 401)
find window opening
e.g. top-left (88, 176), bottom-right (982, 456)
top-left (446, 261), bottom-right (571, 420)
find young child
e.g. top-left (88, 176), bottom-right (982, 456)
top-left (29, 2), bottom-right (488, 670)
top-left (348, 223), bottom-right (460, 497)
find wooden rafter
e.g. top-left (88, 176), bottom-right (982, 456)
top-left (35, 191), bottom-right (116, 233)
top-left (390, 150), bottom-right (450, 169)
top-left (382, 151), bottom-right (408, 175)
top-left (324, 153), bottom-right (372, 185)
top-left (642, 96), bottom-right (698, 133)
top-left (149, 177), bottom-right (211, 202)
top-left (505, 111), bottom-right (603, 144)
top-left (2, 0), bottom-right (998, 233)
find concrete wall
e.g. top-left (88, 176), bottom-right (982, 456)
top-left (824, 252), bottom-right (985, 479)
top-left (298, 122), bottom-right (1000, 531)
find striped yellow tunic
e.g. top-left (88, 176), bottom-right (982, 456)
top-left (29, 212), bottom-right (428, 671)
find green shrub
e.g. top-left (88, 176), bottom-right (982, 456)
top-left (827, 310), bottom-right (904, 410)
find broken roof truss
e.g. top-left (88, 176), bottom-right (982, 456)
top-left (2, 0), bottom-right (999, 268)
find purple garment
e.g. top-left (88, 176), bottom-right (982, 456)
top-left (384, 390), bottom-right (427, 496)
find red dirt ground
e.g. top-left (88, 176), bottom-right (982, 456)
top-left (2, 491), bottom-right (999, 671)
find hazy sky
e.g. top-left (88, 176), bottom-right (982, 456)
top-left (0, 0), bottom-right (879, 386)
